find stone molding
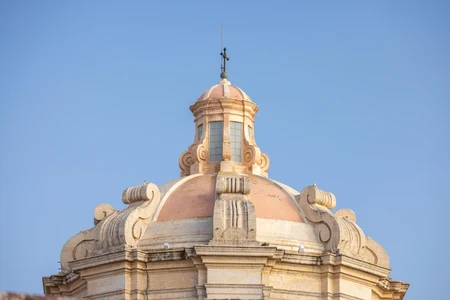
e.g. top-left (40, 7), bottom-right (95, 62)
top-left (373, 277), bottom-right (410, 300)
top-left (216, 174), bottom-right (251, 195)
top-left (210, 173), bottom-right (259, 246)
top-left (45, 246), bottom-right (407, 299)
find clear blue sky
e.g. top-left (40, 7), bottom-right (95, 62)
top-left (0, 1), bottom-right (448, 299)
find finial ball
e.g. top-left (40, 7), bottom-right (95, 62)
top-left (220, 71), bottom-right (229, 79)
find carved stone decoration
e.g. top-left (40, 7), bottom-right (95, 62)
top-left (210, 172), bottom-right (259, 246)
top-left (216, 175), bottom-right (251, 195)
top-left (366, 237), bottom-right (390, 268)
top-left (178, 138), bottom-right (208, 177)
top-left (297, 184), bottom-right (390, 268)
top-left (259, 152), bottom-right (270, 177)
top-left (242, 139), bottom-right (270, 177)
top-left (73, 240), bottom-right (95, 260)
top-left (374, 276), bottom-right (410, 299)
top-left (93, 182), bottom-right (161, 254)
top-left (57, 182), bottom-right (161, 272)
top-left (178, 150), bottom-right (192, 177)
top-left (191, 141), bottom-right (208, 164)
top-left (301, 183), bottom-right (336, 209)
top-left (335, 208), bottom-right (356, 223)
top-left (60, 229), bottom-right (96, 272)
top-left (122, 182), bottom-right (159, 204)
top-left (93, 203), bottom-right (115, 225)
top-left (243, 143), bottom-right (258, 164)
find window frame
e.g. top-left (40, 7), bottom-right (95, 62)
top-left (197, 124), bottom-right (203, 142)
top-left (209, 121), bottom-right (223, 162)
top-left (230, 121), bottom-right (243, 162)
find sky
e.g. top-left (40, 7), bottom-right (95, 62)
top-left (0, 1), bottom-right (449, 299)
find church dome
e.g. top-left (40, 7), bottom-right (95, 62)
top-left (197, 78), bottom-right (252, 102)
top-left (44, 48), bottom-right (409, 300)
top-left (137, 173), bottom-right (322, 252)
top-left (156, 174), bottom-right (302, 222)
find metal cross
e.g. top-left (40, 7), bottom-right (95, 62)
top-left (220, 47), bottom-right (230, 73)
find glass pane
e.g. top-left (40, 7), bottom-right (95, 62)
top-left (209, 121), bottom-right (223, 162)
top-left (197, 124), bottom-right (203, 141)
top-left (230, 121), bottom-right (242, 162)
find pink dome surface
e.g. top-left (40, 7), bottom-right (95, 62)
top-left (157, 174), bottom-right (303, 222)
top-left (158, 174), bottom-right (216, 221)
top-left (197, 79), bottom-right (252, 102)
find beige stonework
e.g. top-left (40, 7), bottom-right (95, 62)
top-left (179, 78), bottom-right (270, 178)
top-left (43, 74), bottom-right (408, 299)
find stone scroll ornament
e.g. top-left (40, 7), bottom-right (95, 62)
top-left (93, 182), bottom-right (160, 253)
top-left (59, 182), bottom-right (160, 271)
top-left (296, 184), bottom-right (390, 268)
top-left (178, 138), bottom-right (208, 176)
top-left (243, 139), bottom-right (270, 177)
top-left (210, 173), bottom-right (259, 246)
top-left (178, 150), bottom-right (193, 177)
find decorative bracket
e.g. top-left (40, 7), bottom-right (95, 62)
top-left (210, 173), bottom-right (259, 246)
top-left (243, 139), bottom-right (270, 177)
top-left (179, 138), bottom-right (208, 176)
top-left (297, 184), bottom-right (390, 268)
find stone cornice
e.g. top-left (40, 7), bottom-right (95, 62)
top-left (190, 99), bottom-right (258, 120)
top-left (67, 245), bottom-right (390, 278)
top-left (194, 245), bottom-right (282, 258)
top-left (42, 272), bottom-right (85, 296)
top-left (323, 253), bottom-right (391, 277)
top-left (271, 289), bottom-right (365, 300)
top-left (373, 277), bottom-right (410, 299)
top-left (68, 248), bottom-right (146, 271)
top-left (45, 245), bottom-right (407, 299)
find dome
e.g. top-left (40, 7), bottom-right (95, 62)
top-left (197, 78), bottom-right (252, 101)
top-left (137, 173), bottom-right (323, 253)
top-left (157, 174), bottom-right (303, 222)
top-left (45, 50), bottom-right (409, 299)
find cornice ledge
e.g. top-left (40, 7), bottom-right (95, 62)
top-left (146, 286), bottom-right (197, 295)
top-left (146, 248), bottom-right (188, 262)
top-left (68, 247), bottom-right (145, 271)
top-left (42, 271), bottom-right (83, 296)
top-left (323, 253), bottom-right (391, 278)
top-left (194, 245), bottom-right (282, 258)
top-left (272, 289), bottom-right (369, 300)
top-left (374, 277), bottom-right (410, 299)
top-left (280, 251), bottom-right (322, 265)
top-left (270, 289), bottom-right (327, 298)
top-left (205, 283), bottom-right (265, 289)
top-left (43, 271), bottom-right (80, 287)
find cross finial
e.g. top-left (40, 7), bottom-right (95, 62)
top-left (220, 47), bottom-right (230, 79)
